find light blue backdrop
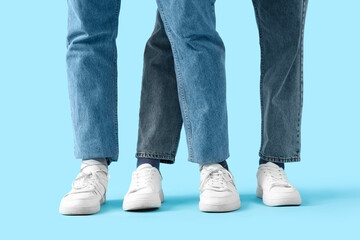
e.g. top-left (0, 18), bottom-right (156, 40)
top-left (0, 1), bottom-right (359, 239)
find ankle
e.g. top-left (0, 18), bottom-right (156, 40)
top-left (137, 158), bottom-right (160, 170)
top-left (218, 160), bottom-right (229, 170)
top-left (259, 158), bottom-right (284, 169)
top-left (82, 158), bottom-right (108, 170)
top-left (201, 160), bottom-right (229, 171)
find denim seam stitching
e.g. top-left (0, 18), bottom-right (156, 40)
top-left (295, 0), bottom-right (307, 158)
top-left (252, 2), bottom-right (265, 158)
top-left (155, 3), bottom-right (194, 162)
top-left (136, 152), bottom-right (175, 160)
top-left (259, 152), bottom-right (300, 163)
top-left (170, 116), bottom-right (183, 157)
top-left (111, 0), bottom-right (121, 162)
top-left (188, 154), bottom-right (230, 164)
top-left (136, 151), bottom-right (176, 155)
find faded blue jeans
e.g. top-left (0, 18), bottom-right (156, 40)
top-left (137, 0), bottom-right (308, 164)
top-left (66, 0), bottom-right (229, 164)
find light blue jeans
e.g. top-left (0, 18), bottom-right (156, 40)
top-left (66, 0), bottom-right (229, 164)
top-left (137, 0), bottom-right (309, 164)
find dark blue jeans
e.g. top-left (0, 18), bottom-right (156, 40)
top-left (137, 0), bottom-right (309, 164)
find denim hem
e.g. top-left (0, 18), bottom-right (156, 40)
top-left (136, 152), bottom-right (175, 164)
top-left (259, 152), bottom-right (300, 163)
top-left (75, 153), bottom-right (118, 164)
top-left (187, 154), bottom-right (230, 165)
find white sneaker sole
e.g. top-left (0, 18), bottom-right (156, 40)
top-left (123, 190), bottom-right (164, 211)
top-left (199, 198), bottom-right (241, 212)
top-left (59, 196), bottom-right (106, 215)
top-left (256, 186), bottom-right (302, 207)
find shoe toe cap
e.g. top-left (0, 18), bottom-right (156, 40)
top-left (200, 190), bottom-right (240, 205)
top-left (61, 194), bottom-right (100, 208)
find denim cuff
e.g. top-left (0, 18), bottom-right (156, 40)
top-left (136, 152), bottom-right (175, 164)
top-left (259, 152), bottom-right (301, 163)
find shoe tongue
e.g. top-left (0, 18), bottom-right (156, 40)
top-left (200, 163), bottom-right (223, 172)
top-left (264, 162), bottom-right (281, 168)
top-left (136, 163), bottom-right (153, 171)
top-left (81, 162), bottom-right (108, 173)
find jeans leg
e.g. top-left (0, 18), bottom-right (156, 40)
top-left (155, 0), bottom-right (229, 164)
top-left (136, 11), bottom-right (183, 164)
top-left (252, 0), bottom-right (308, 163)
top-left (66, 0), bottom-right (121, 162)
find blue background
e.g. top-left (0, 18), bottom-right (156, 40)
top-left (0, 1), bottom-right (359, 239)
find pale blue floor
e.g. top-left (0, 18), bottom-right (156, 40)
top-left (55, 186), bottom-right (360, 240)
top-left (2, 134), bottom-right (359, 239)
top-left (1, 1), bottom-right (360, 239)
top-left (4, 168), bottom-right (359, 240)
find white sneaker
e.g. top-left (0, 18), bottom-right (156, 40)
top-left (123, 164), bottom-right (164, 211)
top-left (59, 162), bottom-right (108, 215)
top-left (256, 162), bottom-right (302, 206)
top-left (199, 164), bottom-right (241, 212)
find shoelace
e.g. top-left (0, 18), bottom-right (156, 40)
top-left (260, 166), bottom-right (290, 189)
top-left (70, 168), bottom-right (108, 196)
top-left (131, 168), bottom-right (154, 191)
top-left (200, 168), bottom-right (232, 191)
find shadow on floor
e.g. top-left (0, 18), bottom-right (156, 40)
top-left (99, 195), bottom-right (200, 214)
top-left (98, 187), bottom-right (360, 214)
top-left (99, 199), bottom-right (123, 214)
top-left (99, 193), bottom-right (262, 214)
